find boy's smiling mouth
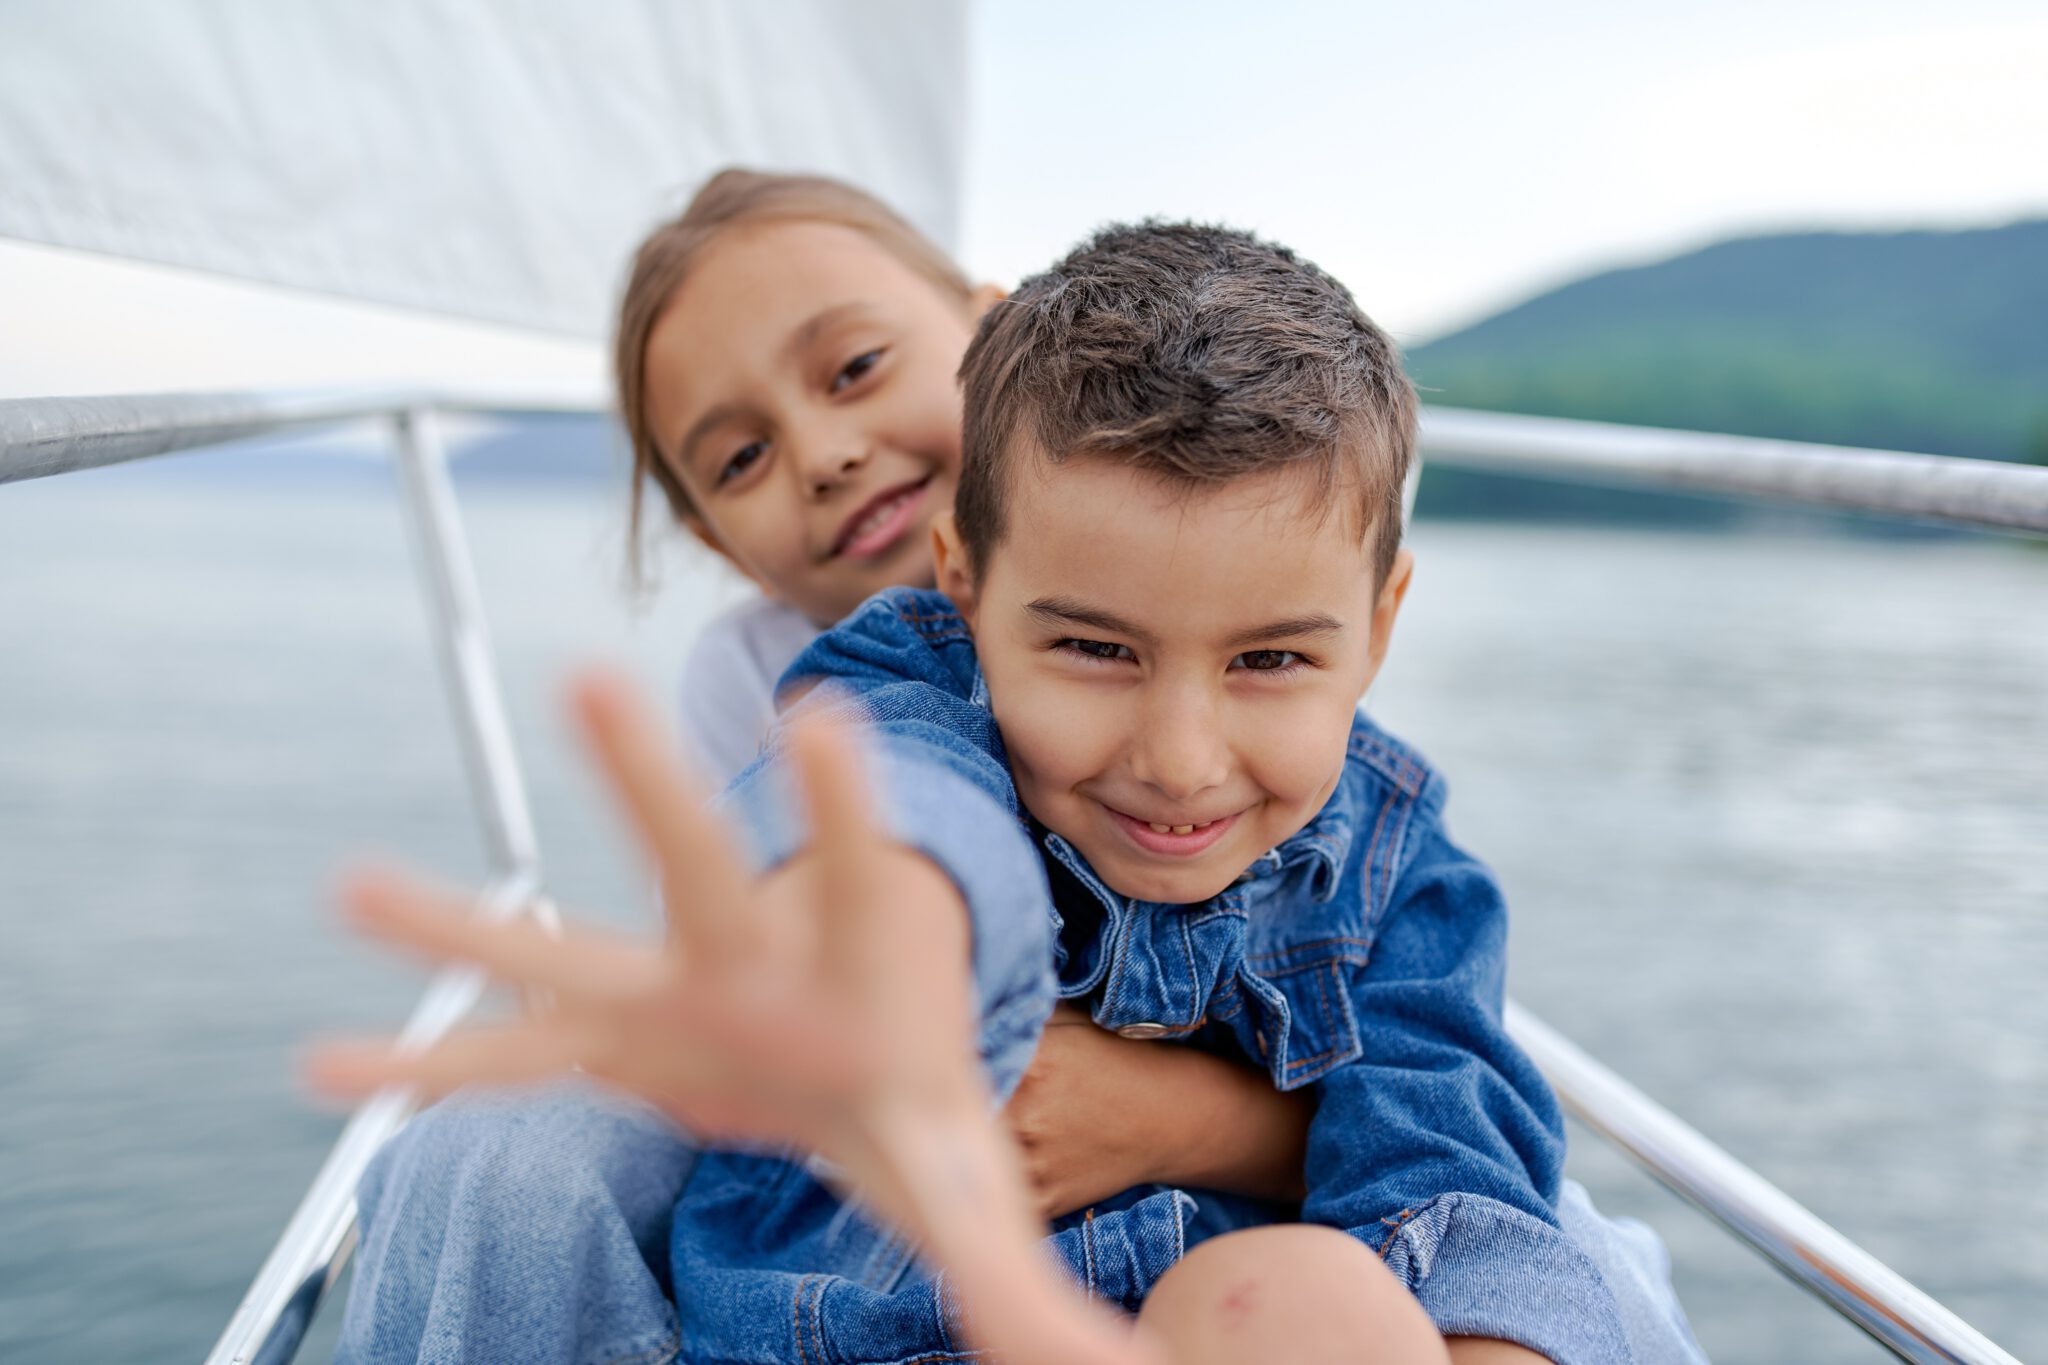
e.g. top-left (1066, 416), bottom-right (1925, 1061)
top-left (1103, 805), bottom-right (1241, 858)
top-left (830, 475), bottom-right (933, 561)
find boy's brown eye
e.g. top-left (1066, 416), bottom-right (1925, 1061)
top-left (830, 349), bottom-right (883, 394)
top-left (1233, 649), bottom-right (1303, 672)
top-left (1061, 638), bottom-right (1135, 663)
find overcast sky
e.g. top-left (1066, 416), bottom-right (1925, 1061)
top-left (962, 0), bottom-right (2048, 349)
top-left (2, 0), bottom-right (2042, 398)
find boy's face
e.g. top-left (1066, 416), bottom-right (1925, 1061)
top-left (937, 453), bottom-right (1413, 905)
top-left (645, 221), bottom-right (990, 625)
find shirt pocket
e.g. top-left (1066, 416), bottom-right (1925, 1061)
top-left (1238, 937), bottom-right (1373, 1089)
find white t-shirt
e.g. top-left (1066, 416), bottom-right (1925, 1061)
top-left (677, 596), bottom-right (822, 789)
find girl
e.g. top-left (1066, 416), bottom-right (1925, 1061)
top-left (333, 171), bottom-right (1331, 1365)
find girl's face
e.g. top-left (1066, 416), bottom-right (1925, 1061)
top-left (644, 220), bottom-right (988, 625)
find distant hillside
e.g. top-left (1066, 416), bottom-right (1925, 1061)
top-left (1407, 220), bottom-right (2048, 469)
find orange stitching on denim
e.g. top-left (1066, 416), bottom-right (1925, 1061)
top-left (810, 1275), bottom-right (833, 1365)
top-left (1350, 728), bottom-right (1426, 797)
top-left (1375, 1208), bottom-right (1418, 1258)
top-left (1363, 785), bottom-right (1400, 910)
top-left (1100, 908), bottom-right (1138, 1018)
top-left (1083, 1207), bottom-right (1098, 1295)
top-left (1283, 969), bottom-right (1362, 1073)
top-left (1246, 936), bottom-right (1377, 962)
top-left (792, 1274), bottom-right (815, 1365)
top-left (1177, 914), bottom-right (1194, 1002)
top-left (1311, 961), bottom-right (1334, 1040)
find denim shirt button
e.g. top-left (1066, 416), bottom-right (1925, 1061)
top-left (1116, 1022), bottom-right (1169, 1040)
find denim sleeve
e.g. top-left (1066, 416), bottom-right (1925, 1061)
top-left (715, 713), bottom-right (1057, 1105)
top-left (1301, 824), bottom-right (1633, 1363)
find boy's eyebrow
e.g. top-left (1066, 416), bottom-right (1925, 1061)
top-left (1026, 597), bottom-right (1156, 645)
top-left (1026, 597), bottom-right (1345, 649)
top-left (1221, 613), bottom-right (1346, 647)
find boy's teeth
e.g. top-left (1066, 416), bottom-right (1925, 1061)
top-left (1145, 820), bottom-right (1211, 835)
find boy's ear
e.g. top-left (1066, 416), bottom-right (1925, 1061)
top-left (930, 511), bottom-right (978, 620)
top-left (1364, 548), bottom-right (1415, 681)
top-left (968, 282), bottom-right (1007, 323)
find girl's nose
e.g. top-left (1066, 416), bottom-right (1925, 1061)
top-left (807, 449), bottom-right (866, 497)
top-left (787, 412), bottom-right (871, 497)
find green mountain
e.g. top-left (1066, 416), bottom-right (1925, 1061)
top-left (1406, 219), bottom-right (2048, 480)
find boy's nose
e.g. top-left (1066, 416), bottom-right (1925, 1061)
top-left (1128, 691), bottom-right (1232, 802)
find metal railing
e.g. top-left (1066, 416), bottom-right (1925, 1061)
top-left (4, 390), bottom-right (2038, 1365)
top-left (6, 388), bottom-right (587, 1365)
top-left (1418, 407), bottom-right (2048, 538)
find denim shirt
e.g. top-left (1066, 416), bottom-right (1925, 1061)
top-left (673, 587), bottom-right (1638, 1365)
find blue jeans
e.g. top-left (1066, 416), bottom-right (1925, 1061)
top-left (339, 1087), bottom-right (1706, 1365)
top-left (338, 1082), bottom-right (693, 1365)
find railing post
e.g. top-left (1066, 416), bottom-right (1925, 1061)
top-left (388, 407), bottom-right (544, 882)
top-left (1508, 1002), bottom-right (2023, 1365)
top-left (204, 409), bottom-right (557, 1365)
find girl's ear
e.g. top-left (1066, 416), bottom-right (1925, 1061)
top-left (930, 511), bottom-right (977, 621)
top-left (968, 282), bottom-right (1007, 323)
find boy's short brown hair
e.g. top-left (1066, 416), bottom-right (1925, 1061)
top-left (954, 222), bottom-right (1416, 585)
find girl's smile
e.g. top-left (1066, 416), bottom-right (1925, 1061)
top-left (642, 220), bottom-right (992, 624)
top-left (830, 473), bottom-right (934, 561)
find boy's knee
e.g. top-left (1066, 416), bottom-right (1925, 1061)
top-left (1138, 1224), bottom-right (1449, 1365)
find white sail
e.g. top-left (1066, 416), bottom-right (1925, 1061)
top-left (0, 0), bottom-right (964, 338)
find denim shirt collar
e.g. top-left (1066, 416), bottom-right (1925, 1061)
top-left (1257, 756), bottom-right (1362, 903)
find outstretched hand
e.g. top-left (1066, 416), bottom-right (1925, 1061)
top-left (306, 670), bottom-right (1157, 1365)
top-left (309, 671), bottom-right (981, 1162)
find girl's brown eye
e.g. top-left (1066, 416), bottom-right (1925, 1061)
top-left (831, 349), bottom-right (883, 394)
top-left (717, 440), bottom-right (767, 487)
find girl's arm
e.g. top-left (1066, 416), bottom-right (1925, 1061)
top-left (1005, 1007), bottom-right (1310, 1218)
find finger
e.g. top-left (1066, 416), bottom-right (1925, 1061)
top-left (342, 866), bottom-right (662, 1001)
top-left (302, 1021), bottom-right (585, 1103)
top-left (568, 669), bottom-right (756, 955)
top-left (784, 714), bottom-right (885, 961)
top-left (788, 711), bottom-right (882, 862)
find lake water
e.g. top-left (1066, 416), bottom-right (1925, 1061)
top-left (2, 457), bottom-right (2042, 1363)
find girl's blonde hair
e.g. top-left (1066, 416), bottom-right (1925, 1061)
top-left (615, 168), bottom-right (973, 572)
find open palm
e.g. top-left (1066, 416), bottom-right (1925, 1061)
top-left (308, 670), bottom-right (1152, 1365)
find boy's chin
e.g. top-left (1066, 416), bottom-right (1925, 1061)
top-left (1093, 854), bottom-right (1245, 909)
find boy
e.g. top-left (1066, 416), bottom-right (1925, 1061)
top-left (323, 221), bottom-right (1701, 1363)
